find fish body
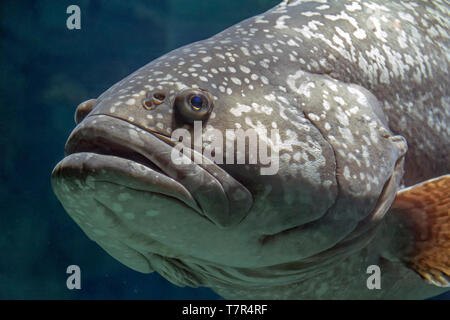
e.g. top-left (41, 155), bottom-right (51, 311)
top-left (52, 0), bottom-right (449, 299)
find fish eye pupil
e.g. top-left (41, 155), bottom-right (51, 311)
top-left (190, 95), bottom-right (204, 110)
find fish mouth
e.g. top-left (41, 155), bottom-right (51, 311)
top-left (52, 114), bottom-right (253, 228)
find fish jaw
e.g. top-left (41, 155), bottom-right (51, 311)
top-left (55, 113), bottom-right (254, 226)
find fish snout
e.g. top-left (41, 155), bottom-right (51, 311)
top-left (74, 99), bottom-right (97, 124)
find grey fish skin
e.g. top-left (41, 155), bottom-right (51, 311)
top-left (51, 0), bottom-right (449, 299)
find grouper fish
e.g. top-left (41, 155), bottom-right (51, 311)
top-left (51, 0), bottom-right (449, 299)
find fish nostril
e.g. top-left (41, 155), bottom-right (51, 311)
top-left (152, 92), bottom-right (166, 105)
top-left (153, 93), bottom-right (165, 100)
top-left (142, 98), bottom-right (156, 110)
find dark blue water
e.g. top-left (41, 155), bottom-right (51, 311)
top-left (0, 0), bottom-right (447, 299)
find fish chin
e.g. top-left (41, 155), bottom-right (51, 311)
top-left (54, 154), bottom-right (214, 274)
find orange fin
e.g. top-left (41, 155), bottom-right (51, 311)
top-left (391, 174), bottom-right (449, 287)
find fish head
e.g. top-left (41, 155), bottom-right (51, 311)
top-left (52, 31), bottom-right (408, 286)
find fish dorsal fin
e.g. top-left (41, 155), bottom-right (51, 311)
top-left (390, 174), bottom-right (449, 287)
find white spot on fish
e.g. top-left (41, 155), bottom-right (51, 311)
top-left (124, 212), bottom-right (135, 220)
top-left (230, 103), bottom-right (252, 117)
top-left (240, 65), bottom-right (251, 73)
top-left (126, 98), bottom-right (136, 106)
top-left (118, 193), bottom-right (132, 201)
top-left (275, 15), bottom-right (290, 29)
top-left (231, 77), bottom-right (242, 85)
top-left (145, 209), bottom-right (160, 217)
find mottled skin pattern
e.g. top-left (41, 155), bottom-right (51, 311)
top-left (52, 0), bottom-right (449, 299)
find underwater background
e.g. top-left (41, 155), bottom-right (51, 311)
top-left (0, 0), bottom-right (448, 299)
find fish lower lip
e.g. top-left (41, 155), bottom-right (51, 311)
top-left (52, 152), bottom-right (200, 212)
top-left (59, 114), bottom-right (253, 227)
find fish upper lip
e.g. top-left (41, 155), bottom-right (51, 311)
top-left (62, 113), bottom-right (253, 228)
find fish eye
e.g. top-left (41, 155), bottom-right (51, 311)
top-left (189, 95), bottom-right (204, 111)
top-left (174, 89), bottom-right (213, 123)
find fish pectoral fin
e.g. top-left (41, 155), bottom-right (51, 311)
top-left (389, 174), bottom-right (450, 287)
